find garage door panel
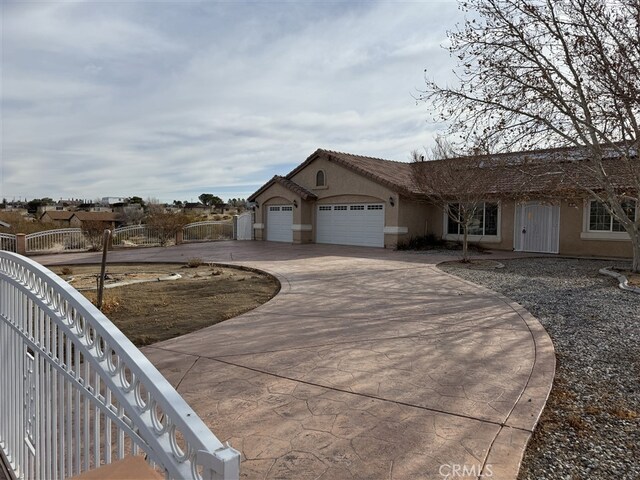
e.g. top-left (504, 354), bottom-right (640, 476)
top-left (267, 205), bottom-right (293, 242)
top-left (316, 204), bottom-right (384, 247)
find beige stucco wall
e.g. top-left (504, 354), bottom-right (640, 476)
top-left (558, 200), bottom-right (633, 258)
top-left (252, 158), bottom-right (634, 258)
top-left (253, 184), bottom-right (299, 243)
top-left (291, 157), bottom-right (401, 237)
top-left (254, 157), bottom-right (409, 247)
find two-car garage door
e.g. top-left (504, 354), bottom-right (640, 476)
top-left (316, 204), bottom-right (384, 247)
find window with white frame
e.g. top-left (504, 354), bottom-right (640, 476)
top-left (588, 199), bottom-right (636, 232)
top-left (446, 202), bottom-right (499, 236)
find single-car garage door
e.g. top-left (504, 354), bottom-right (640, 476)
top-left (266, 205), bottom-right (293, 242)
top-left (316, 204), bottom-right (384, 247)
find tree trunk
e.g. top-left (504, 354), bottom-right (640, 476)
top-left (462, 227), bottom-right (469, 263)
top-left (632, 234), bottom-right (640, 273)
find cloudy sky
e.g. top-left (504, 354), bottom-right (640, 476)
top-left (1, 0), bottom-right (461, 203)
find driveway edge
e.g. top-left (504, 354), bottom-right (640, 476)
top-left (436, 265), bottom-right (556, 479)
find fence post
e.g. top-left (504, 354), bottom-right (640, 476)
top-left (232, 216), bottom-right (238, 240)
top-left (15, 233), bottom-right (26, 255)
top-left (176, 229), bottom-right (184, 245)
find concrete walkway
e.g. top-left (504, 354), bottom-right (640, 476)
top-left (38, 242), bottom-right (555, 480)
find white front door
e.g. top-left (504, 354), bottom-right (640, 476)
top-left (316, 204), bottom-right (384, 247)
top-left (515, 202), bottom-right (560, 253)
top-left (266, 205), bottom-right (293, 242)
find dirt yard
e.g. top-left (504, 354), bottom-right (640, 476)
top-left (50, 263), bottom-right (280, 346)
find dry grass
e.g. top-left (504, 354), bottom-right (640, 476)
top-left (52, 263), bottom-right (279, 346)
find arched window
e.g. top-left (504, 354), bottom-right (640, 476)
top-left (316, 170), bottom-right (326, 187)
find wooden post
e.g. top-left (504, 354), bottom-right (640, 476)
top-left (96, 230), bottom-right (111, 310)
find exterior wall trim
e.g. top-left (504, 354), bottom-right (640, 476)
top-left (580, 231), bottom-right (631, 241)
top-left (444, 234), bottom-right (503, 244)
top-left (383, 226), bottom-right (409, 234)
top-left (253, 223), bottom-right (264, 229)
top-left (292, 224), bottom-right (312, 231)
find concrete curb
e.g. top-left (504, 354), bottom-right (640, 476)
top-left (599, 267), bottom-right (640, 294)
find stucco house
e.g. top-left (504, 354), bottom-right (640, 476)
top-left (248, 148), bottom-right (637, 258)
top-left (69, 211), bottom-right (121, 230)
top-left (40, 210), bottom-right (74, 227)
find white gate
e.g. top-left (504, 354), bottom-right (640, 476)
top-left (0, 251), bottom-right (240, 479)
top-left (514, 202), bottom-right (560, 253)
top-left (235, 213), bottom-right (253, 241)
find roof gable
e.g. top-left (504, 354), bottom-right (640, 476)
top-left (286, 149), bottom-right (418, 196)
top-left (249, 175), bottom-right (318, 202)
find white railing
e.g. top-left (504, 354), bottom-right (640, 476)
top-left (26, 229), bottom-right (88, 254)
top-left (182, 222), bottom-right (233, 242)
top-left (0, 251), bottom-right (240, 480)
top-left (112, 225), bottom-right (164, 247)
top-left (0, 233), bottom-right (16, 252)
top-left (235, 213), bottom-right (253, 241)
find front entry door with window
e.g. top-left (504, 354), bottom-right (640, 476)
top-left (515, 202), bottom-right (560, 253)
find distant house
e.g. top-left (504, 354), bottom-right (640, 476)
top-left (69, 211), bottom-right (122, 230)
top-left (183, 203), bottom-right (209, 215)
top-left (101, 197), bottom-right (127, 206)
top-left (40, 211), bottom-right (74, 227)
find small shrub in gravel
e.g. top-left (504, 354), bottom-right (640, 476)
top-left (439, 257), bottom-right (640, 480)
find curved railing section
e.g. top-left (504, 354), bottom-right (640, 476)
top-left (26, 229), bottom-right (88, 254)
top-left (0, 251), bottom-right (240, 479)
top-left (182, 222), bottom-right (233, 242)
top-left (0, 233), bottom-right (16, 252)
top-left (112, 225), bottom-right (164, 247)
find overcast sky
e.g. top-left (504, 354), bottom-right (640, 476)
top-left (1, 0), bottom-right (461, 203)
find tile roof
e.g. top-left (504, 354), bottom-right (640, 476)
top-left (71, 211), bottom-right (121, 222)
top-left (249, 175), bottom-right (318, 202)
top-left (287, 149), bottom-right (419, 196)
top-left (41, 211), bottom-right (74, 221)
top-left (249, 145), bottom-right (638, 202)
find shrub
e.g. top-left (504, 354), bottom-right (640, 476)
top-left (395, 234), bottom-right (446, 251)
top-left (60, 267), bottom-right (73, 275)
top-left (82, 220), bottom-right (108, 251)
top-left (186, 257), bottom-right (203, 268)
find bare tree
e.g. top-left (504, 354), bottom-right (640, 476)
top-left (145, 211), bottom-right (191, 246)
top-left (411, 138), bottom-right (505, 261)
top-left (420, 0), bottom-right (640, 271)
top-left (119, 205), bottom-right (145, 225)
top-left (82, 220), bottom-right (109, 251)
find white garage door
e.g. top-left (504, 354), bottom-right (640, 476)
top-left (316, 204), bottom-right (384, 247)
top-left (266, 205), bottom-right (293, 242)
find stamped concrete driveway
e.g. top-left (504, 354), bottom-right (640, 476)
top-left (39, 242), bottom-right (554, 480)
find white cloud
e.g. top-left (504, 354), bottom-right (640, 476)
top-left (1, 1), bottom-right (461, 202)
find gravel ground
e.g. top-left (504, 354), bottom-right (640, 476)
top-left (439, 257), bottom-right (640, 480)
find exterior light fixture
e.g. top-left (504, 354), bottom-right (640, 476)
top-left (389, 196), bottom-right (395, 207)
top-left (293, 200), bottom-right (298, 208)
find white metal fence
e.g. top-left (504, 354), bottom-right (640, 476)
top-left (182, 221), bottom-right (233, 242)
top-left (112, 225), bottom-right (164, 247)
top-left (0, 251), bottom-right (240, 479)
top-left (0, 233), bottom-right (16, 252)
top-left (26, 229), bottom-right (88, 254)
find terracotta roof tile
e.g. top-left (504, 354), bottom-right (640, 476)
top-left (248, 175), bottom-right (318, 201)
top-left (250, 145), bottom-right (638, 202)
top-left (72, 211), bottom-right (121, 222)
top-left (40, 211), bottom-right (74, 221)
